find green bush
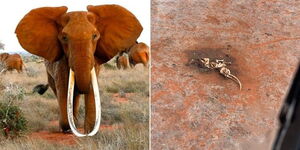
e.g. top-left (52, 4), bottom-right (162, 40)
top-left (0, 102), bottom-right (27, 137)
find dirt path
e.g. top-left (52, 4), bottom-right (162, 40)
top-left (151, 0), bottom-right (300, 149)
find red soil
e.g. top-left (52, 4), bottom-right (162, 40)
top-left (29, 121), bottom-right (119, 146)
top-left (151, 0), bottom-right (300, 149)
top-left (30, 131), bottom-right (77, 146)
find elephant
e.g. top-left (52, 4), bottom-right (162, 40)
top-left (128, 42), bottom-right (149, 67)
top-left (0, 53), bottom-right (9, 62)
top-left (0, 53), bottom-right (24, 73)
top-left (116, 52), bottom-right (130, 69)
top-left (15, 5), bottom-right (142, 135)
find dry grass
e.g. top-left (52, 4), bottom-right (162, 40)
top-left (0, 55), bottom-right (149, 150)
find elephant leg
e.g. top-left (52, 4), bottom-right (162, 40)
top-left (47, 73), bottom-right (57, 96)
top-left (73, 93), bottom-right (80, 126)
top-left (56, 74), bottom-right (70, 132)
top-left (84, 89), bottom-right (96, 133)
top-left (18, 67), bottom-right (22, 73)
top-left (57, 93), bottom-right (70, 132)
top-left (57, 94), bottom-right (81, 132)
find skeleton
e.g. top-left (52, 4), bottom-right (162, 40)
top-left (200, 58), bottom-right (242, 90)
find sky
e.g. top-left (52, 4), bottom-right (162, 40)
top-left (0, 0), bottom-right (150, 53)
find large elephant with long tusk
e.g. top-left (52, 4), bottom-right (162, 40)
top-left (15, 5), bottom-right (142, 136)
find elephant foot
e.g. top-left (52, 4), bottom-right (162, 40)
top-left (84, 120), bottom-right (95, 134)
top-left (59, 119), bottom-right (70, 133)
top-left (62, 129), bottom-right (72, 134)
top-left (60, 117), bottom-right (80, 133)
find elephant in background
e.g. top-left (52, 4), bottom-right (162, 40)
top-left (0, 53), bottom-right (24, 73)
top-left (15, 5), bottom-right (142, 133)
top-left (116, 52), bottom-right (130, 69)
top-left (115, 42), bottom-right (149, 69)
top-left (128, 42), bottom-right (149, 68)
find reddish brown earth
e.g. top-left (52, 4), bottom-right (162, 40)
top-left (30, 131), bottom-right (77, 146)
top-left (151, 0), bottom-right (300, 150)
top-left (29, 121), bottom-right (119, 146)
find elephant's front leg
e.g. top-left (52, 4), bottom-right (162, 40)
top-left (84, 88), bottom-right (96, 133)
top-left (57, 91), bottom-right (70, 132)
top-left (57, 89), bottom-right (81, 132)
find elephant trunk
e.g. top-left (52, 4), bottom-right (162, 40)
top-left (70, 57), bottom-right (93, 94)
top-left (68, 40), bottom-right (95, 94)
top-left (73, 61), bottom-right (92, 94)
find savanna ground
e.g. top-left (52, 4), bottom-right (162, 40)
top-left (0, 54), bottom-right (149, 150)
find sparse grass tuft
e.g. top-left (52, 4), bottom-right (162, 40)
top-left (22, 99), bottom-right (58, 132)
top-left (106, 80), bottom-right (148, 94)
top-left (3, 84), bottom-right (25, 101)
top-left (77, 123), bottom-right (149, 150)
top-left (25, 66), bottom-right (38, 77)
top-left (0, 138), bottom-right (76, 150)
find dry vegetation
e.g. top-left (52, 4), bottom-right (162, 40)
top-left (0, 55), bottom-right (149, 150)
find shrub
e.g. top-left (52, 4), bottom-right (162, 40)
top-left (25, 66), bottom-right (38, 77)
top-left (3, 84), bottom-right (25, 101)
top-left (0, 102), bottom-right (27, 137)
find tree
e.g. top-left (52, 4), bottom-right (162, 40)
top-left (0, 41), bottom-right (4, 50)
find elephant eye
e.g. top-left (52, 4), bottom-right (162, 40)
top-left (92, 34), bottom-right (97, 40)
top-left (62, 35), bottom-right (68, 42)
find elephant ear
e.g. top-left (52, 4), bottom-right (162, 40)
top-left (87, 5), bottom-right (143, 63)
top-left (15, 6), bottom-right (67, 62)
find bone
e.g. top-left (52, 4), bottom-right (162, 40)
top-left (67, 67), bottom-right (101, 137)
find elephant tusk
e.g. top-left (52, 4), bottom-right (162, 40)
top-left (67, 67), bottom-right (101, 137)
top-left (89, 67), bottom-right (102, 135)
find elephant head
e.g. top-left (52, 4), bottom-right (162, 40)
top-left (15, 5), bottom-right (143, 93)
top-left (0, 53), bottom-right (9, 62)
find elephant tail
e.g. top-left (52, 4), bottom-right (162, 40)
top-left (33, 84), bottom-right (49, 95)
